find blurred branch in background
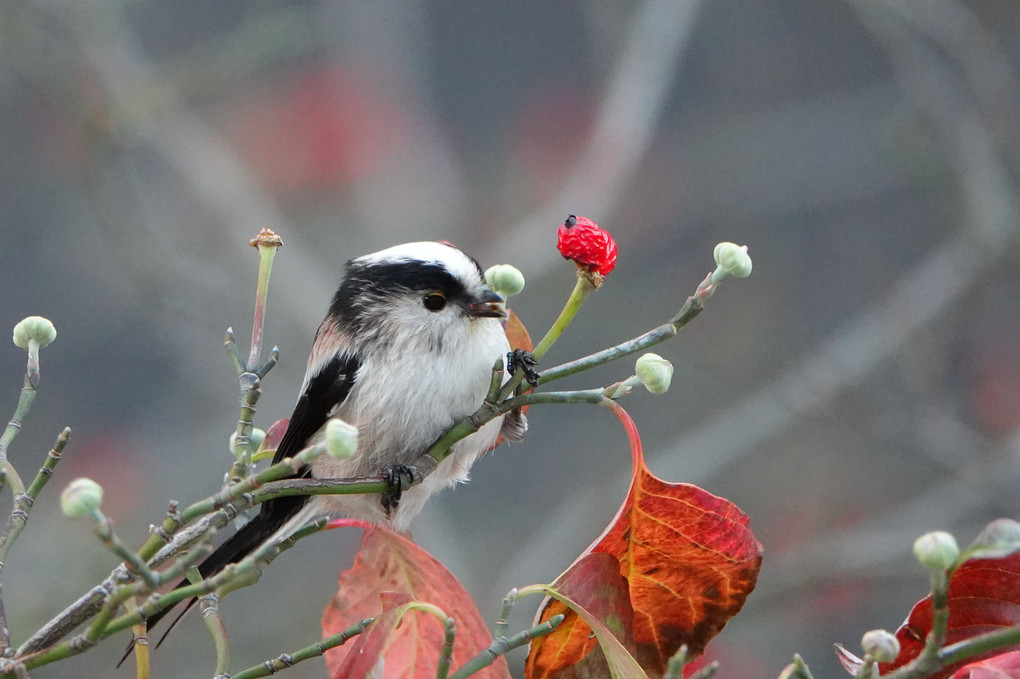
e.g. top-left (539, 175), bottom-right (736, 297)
top-left (489, 0), bottom-right (703, 273)
top-left (670, 0), bottom-right (1020, 484)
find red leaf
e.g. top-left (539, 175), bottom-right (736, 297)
top-left (879, 553), bottom-right (1020, 679)
top-left (329, 592), bottom-right (414, 678)
top-left (322, 524), bottom-right (510, 679)
top-left (260, 418), bottom-right (289, 454)
top-left (527, 403), bottom-right (762, 676)
top-left (952, 651), bottom-right (1020, 679)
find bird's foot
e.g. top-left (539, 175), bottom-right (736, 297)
top-left (507, 349), bottom-right (540, 387)
top-left (381, 464), bottom-right (418, 517)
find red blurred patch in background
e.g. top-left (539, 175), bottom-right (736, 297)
top-left (971, 339), bottom-right (1020, 437)
top-left (505, 84), bottom-right (594, 203)
top-left (217, 64), bottom-right (411, 197)
top-left (60, 430), bottom-right (149, 524)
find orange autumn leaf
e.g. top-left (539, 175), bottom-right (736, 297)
top-left (527, 552), bottom-right (645, 679)
top-left (322, 520), bottom-right (510, 679)
top-left (527, 403), bottom-right (763, 677)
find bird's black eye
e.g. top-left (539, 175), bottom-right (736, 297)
top-left (423, 292), bottom-right (447, 311)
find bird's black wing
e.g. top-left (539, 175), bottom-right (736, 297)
top-left (261, 351), bottom-right (361, 518)
top-left (118, 353), bottom-right (360, 666)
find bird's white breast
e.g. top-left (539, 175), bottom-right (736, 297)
top-left (309, 315), bottom-right (509, 529)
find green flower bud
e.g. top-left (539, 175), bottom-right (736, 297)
top-left (861, 629), bottom-right (900, 663)
top-left (325, 419), bottom-right (358, 459)
top-left (250, 427), bottom-right (266, 452)
top-left (712, 242), bottom-right (753, 282)
top-left (61, 477), bottom-right (103, 518)
top-left (913, 531), bottom-right (960, 571)
top-left (635, 353), bottom-right (673, 394)
top-left (966, 518), bottom-right (1020, 559)
top-left (484, 264), bottom-right (526, 300)
top-left (229, 428), bottom-right (266, 456)
top-left (13, 316), bottom-right (57, 350)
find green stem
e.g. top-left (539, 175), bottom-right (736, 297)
top-left (247, 230), bottom-right (283, 370)
top-left (229, 372), bottom-right (262, 478)
top-left (250, 476), bottom-right (392, 503)
top-left (425, 389), bottom-right (605, 466)
top-left (224, 328), bottom-right (246, 376)
top-left (228, 618), bottom-right (373, 679)
top-left (663, 645), bottom-right (689, 679)
top-left (925, 569), bottom-right (951, 653)
top-left (0, 427), bottom-right (69, 568)
top-left (136, 446), bottom-right (316, 562)
top-left (939, 624), bottom-right (1020, 667)
top-left (447, 614), bottom-right (564, 679)
top-left (539, 271), bottom-right (710, 385)
top-left (531, 274), bottom-right (597, 360)
top-left (881, 570), bottom-right (953, 679)
top-left (0, 380), bottom-right (38, 497)
top-left (200, 594), bottom-right (230, 677)
top-left (89, 509), bottom-right (160, 589)
top-left (435, 616), bottom-right (456, 679)
top-left (493, 589), bottom-right (516, 642)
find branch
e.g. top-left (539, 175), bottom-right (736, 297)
top-left (447, 614), bottom-right (565, 679)
top-left (229, 618), bottom-right (373, 679)
top-left (487, 0), bottom-right (704, 272)
top-left (0, 428), bottom-right (69, 570)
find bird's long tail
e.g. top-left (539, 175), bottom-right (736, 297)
top-left (117, 494), bottom-right (305, 668)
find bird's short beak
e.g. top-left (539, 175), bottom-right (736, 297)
top-left (467, 289), bottom-right (507, 319)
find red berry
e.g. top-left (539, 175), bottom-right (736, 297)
top-left (556, 214), bottom-right (617, 275)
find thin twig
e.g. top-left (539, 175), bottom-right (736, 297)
top-left (0, 427), bottom-right (70, 570)
top-left (200, 593), bottom-right (230, 676)
top-left (228, 618), bottom-right (373, 679)
top-left (447, 614), bottom-right (564, 679)
top-left (434, 616), bottom-right (456, 679)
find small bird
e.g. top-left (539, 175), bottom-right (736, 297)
top-left (129, 241), bottom-right (526, 658)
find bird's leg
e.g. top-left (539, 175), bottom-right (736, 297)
top-left (380, 464), bottom-right (418, 516)
top-left (506, 349), bottom-right (540, 386)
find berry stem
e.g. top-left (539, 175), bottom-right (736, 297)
top-left (531, 274), bottom-right (598, 361)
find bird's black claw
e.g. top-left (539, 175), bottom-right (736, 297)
top-left (507, 349), bottom-right (540, 387)
top-left (381, 464), bottom-right (417, 516)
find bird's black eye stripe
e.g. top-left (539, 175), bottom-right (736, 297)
top-left (331, 260), bottom-right (473, 326)
top-left (423, 292), bottom-right (447, 311)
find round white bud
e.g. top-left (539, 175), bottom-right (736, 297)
top-left (229, 428), bottom-right (267, 456)
top-left (60, 477), bottom-right (103, 518)
top-left (713, 243), bottom-right (753, 278)
top-left (13, 316), bottom-right (57, 350)
top-left (913, 531), bottom-right (960, 571)
top-left (484, 264), bottom-right (526, 299)
top-left (861, 629), bottom-right (900, 663)
top-left (635, 353), bottom-right (673, 395)
top-left (325, 419), bottom-right (359, 459)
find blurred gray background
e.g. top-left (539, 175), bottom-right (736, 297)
top-left (2, 1), bottom-right (1020, 677)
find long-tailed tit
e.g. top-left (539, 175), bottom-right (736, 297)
top-left (134, 241), bottom-right (527, 653)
